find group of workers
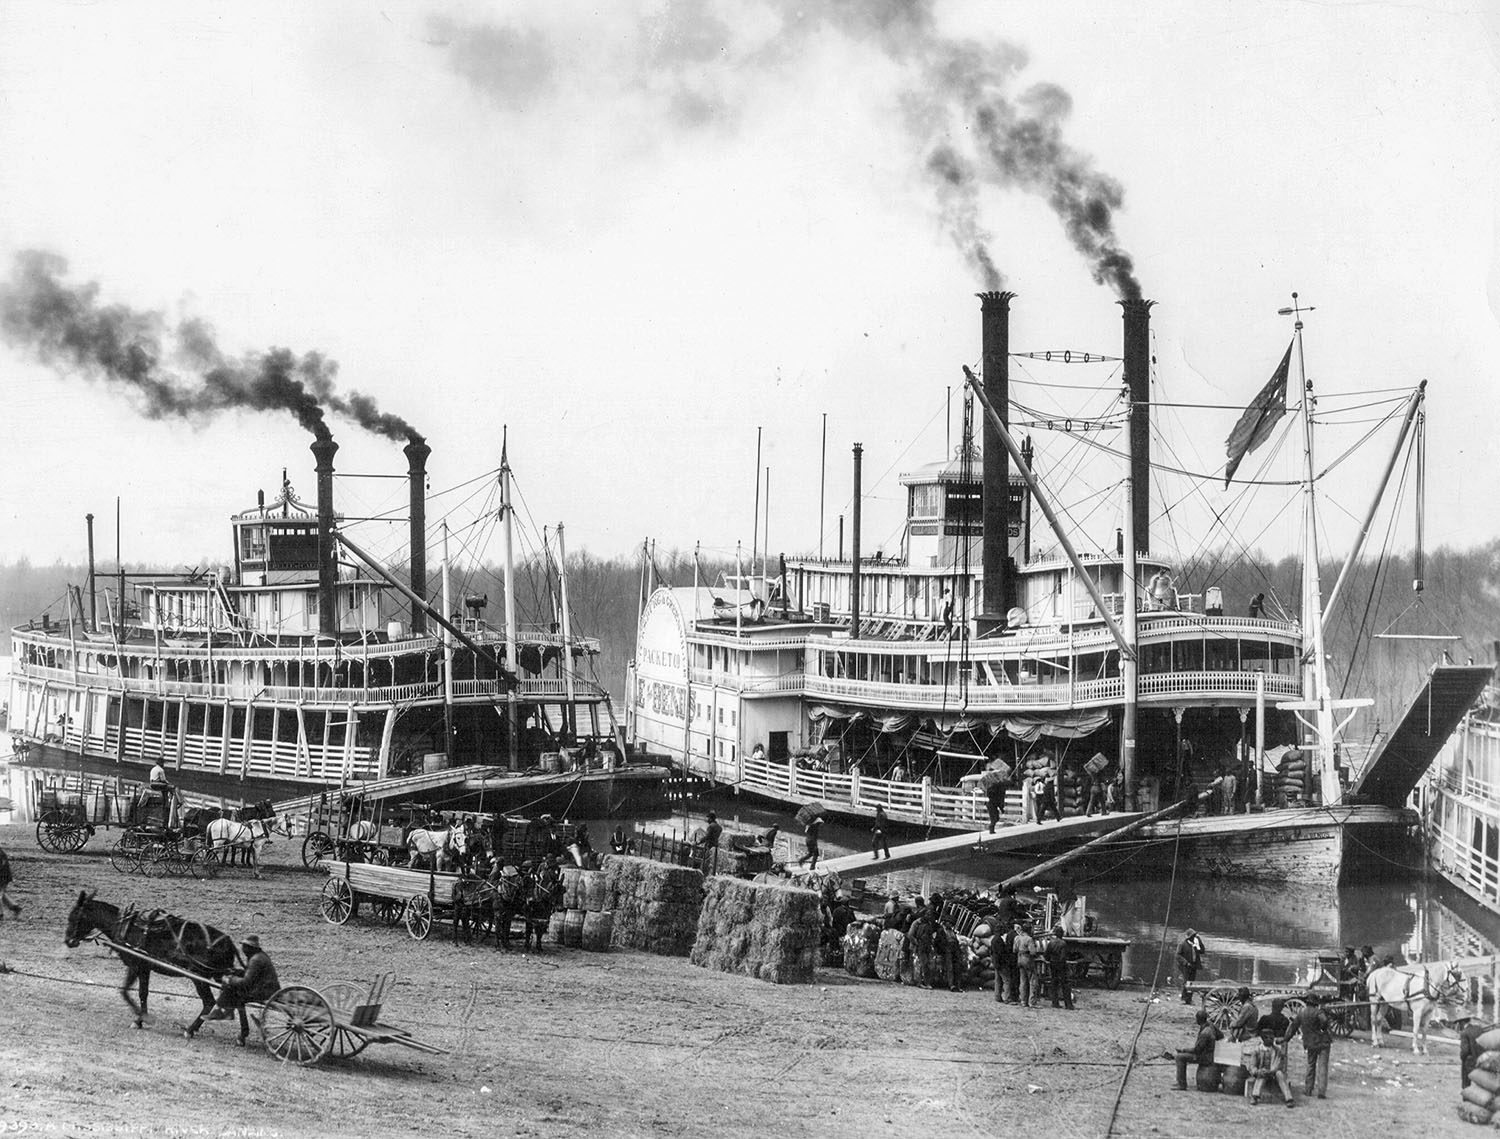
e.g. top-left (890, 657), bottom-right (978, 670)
top-left (1170, 988), bottom-right (1335, 1106)
top-left (986, 885), bottom-right (1075, 1010)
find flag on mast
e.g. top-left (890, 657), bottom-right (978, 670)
top-left (1224, 341), bottom-right (1293, 486)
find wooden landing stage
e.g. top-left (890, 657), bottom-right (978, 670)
top-left (814, 813), bottom-right (1144, 877)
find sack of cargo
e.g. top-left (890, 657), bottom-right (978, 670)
top-left (874, 930), bottom-right (906, 982)
top-left (978, 769), bottom-right (1007, 792)
top-left (795, 802), bottom-right (826, 827)
top-left (1469, 1067), bottom-right (1500, 1095)
top-left (1460, 1083), bottom-right (1499, 1112)
top-left (1085, 753), bottom-right (1109, 777)
top-left (1475, 1050), bottom-right (1500, 1074)
top-left (844, 923), bottom-right (879, 978)
top-left (1475, 1028), bottom-right (1500, 1053)
top-left (1457, 1102), bottom-right (1493, 1125)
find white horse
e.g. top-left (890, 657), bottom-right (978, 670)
top-left (406, 826), bottom-right (465, 872)
top-left (1366, 960), bottom-right (1466, 1054)
top-left (205, 815), bottom-right (288, 879)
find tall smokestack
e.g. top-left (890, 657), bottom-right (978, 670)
top-left (980, 290), bottom-right (1016, 621)
top-left (850, 443), bottom-right (863, 636)
top-left (311, 436), bottom-right (339, 639)
top-left (1120, 299), bottom-right (1155, 554)
top-left (404, 436), bottom-right (431, 637)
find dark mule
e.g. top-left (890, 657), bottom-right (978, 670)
top-left (64, 890), bottom-right (241, 1037)
top-left (493, 869), bottom-right (559, 951)
top-left (452, 877), bottom-right (497, 944)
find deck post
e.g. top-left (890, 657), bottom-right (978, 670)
top-left (850, 768), bottom-right (861, 808)
top-left (921, 775), bottom-right (933, 822)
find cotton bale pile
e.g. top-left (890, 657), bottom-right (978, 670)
top-left (689, 875), bottom-right (822, 984)
top-left (967, 919), bottom-right (997, 989)
top-left (843, 922), bottom-right (880, 978)
top-left (1459, 1029), bottom-right (1500, 1124)
top-left (602, 854), bottom-right (704, 957)
top-left (874, 929), bottom-right (906, 982)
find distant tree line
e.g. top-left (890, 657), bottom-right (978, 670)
top-left (2, 541), bottom-right (1496, 726)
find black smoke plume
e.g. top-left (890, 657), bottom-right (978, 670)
top-left (429, 0), bottom-right (1143, 297)
top-left (0, 251), bottom-right (421, 442)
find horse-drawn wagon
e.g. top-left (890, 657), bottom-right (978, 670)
top-left (1188, 953), bottom-right (1354, 1034)
top-left (64, 891), bottom-right (447, 1066)
top-left (319, 861), bottom-right (466, 940)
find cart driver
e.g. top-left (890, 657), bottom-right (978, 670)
top-left (146, 763), bottom-right (185, 826)
top-left (205, 935), bottom-right (281, 1043)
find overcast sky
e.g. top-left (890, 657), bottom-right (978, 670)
top-left (1, 1), bottom-right (1496, 580)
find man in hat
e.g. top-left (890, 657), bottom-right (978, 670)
top-left (205, 935), bottom-right (281, 1044)
top-left (1229, 987), bottom-right (1261, 1042)
top-left (693, 812), bottom-right (722, 872)
top-left (1176, 928), bottom-right (1207, 1004)
top-left (797, 814), bottom-right (823, 871)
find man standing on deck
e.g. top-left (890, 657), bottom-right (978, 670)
top-left (1176, 928), bottom-right (1207, 1004)
top-left (871, 805), bottom-right (892, 860)
top-left (984, 782), bottom-right (1006, 834)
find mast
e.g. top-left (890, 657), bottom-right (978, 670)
top-left (557, 521), bottom-right (576, 742)
top-left (1119, 384), bottom-right (1140, 810)
top-left (502, 435), bottom-right (519, 770)
top-left (442, 520), bottom-right (454, 765)
top-left (1291, 297), bottom-right (1340, 805)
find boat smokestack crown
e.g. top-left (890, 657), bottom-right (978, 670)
top-left (404, 435), bottom-right (431, 637)
top-left (980, 290), bottom-right (1016, 620)
top-left (1120, 298), bottom-right (1155, 554)
top-left (311, 435), bottom-right (339, 639)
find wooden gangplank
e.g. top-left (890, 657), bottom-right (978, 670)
top-left (1348, 664), bottom-right (1492, 807)
top-left (813, 812), bottom-right (1144, 877)
top-left (272, 765), bottom-right (498, 816)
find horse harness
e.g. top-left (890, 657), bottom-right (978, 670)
top-left (1378, 963), bottom-right (1464, 1006)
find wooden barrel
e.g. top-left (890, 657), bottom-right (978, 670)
top-left (581, 910), bottom-right (613, 952)
top-left (579, 870), bottom-right (607, 911)
top-left (1195, 1063), bottom-right (1222, 1092)
top-left (560, 908), bottom-right (585, 947)
top-left (547, 910), bottom-right (566, 943)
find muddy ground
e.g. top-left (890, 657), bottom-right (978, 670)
top-left (0, 821), bottom-right (1484, 1138)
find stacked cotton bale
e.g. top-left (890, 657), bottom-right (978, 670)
top-left (874, 929), bottom-right (906, 982)
top-left (843, 922), bottom-right (880, 978)
top-left (1058, 762), bottom-right (1084, 817)
top-left (690, 875), bottom-right (822, 984)
top-left (967, 918), bottom-right (996, 989)
top-left (602, 854), bottom-right (704, 957)
top-left (1459, 1029), bottom-right (1500, 1124)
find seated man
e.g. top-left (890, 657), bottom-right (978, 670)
top-left (1257, 996), bottom-right (1292, 1045)
top-left (205, 935), bottom-right (281, 1044)
top-left (1246, 1036), bottom-right (1295, 1108)
top-left (1167, 1009), bottom-right (1222, 1090)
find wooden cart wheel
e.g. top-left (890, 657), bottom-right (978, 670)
top-left (259, 986), bottom-right (335, 1066)
top-left (140, 843), bottom-right (171, 878)
top-left (372, 898), bottom-right (403, 927)
top-left (1282, 996), bottom-right (1307, 1022)
top-left (1102, 957), bottom-right (1123, 990)
top-left (1330, 1004), bottom-right (1356, 1038)
top-left (404, 894), bottom-right (433, 940)
top-left (318, 981), bottom-right (372, 1059)
top-left (1204, 988), bottom-right (1241, 1029)
top-left (320, 878), bottom-right (354, 925)
top-left (109, 838), bottom-right (137, 874)
top-left (302, 832), bottom-right (335, 869)
top-left (190, 845), bottom-right (221, 880)
top-left (35, 813), bottom-right (63, 853)
top-left (56, 822), bottom-right (91, 853)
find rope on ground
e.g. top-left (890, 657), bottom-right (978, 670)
top-left (1101, 812), bottom-right (1186, 1138)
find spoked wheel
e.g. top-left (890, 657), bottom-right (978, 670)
top-left (35, 813), bottom-right (67, 853)
top-left (54, 822), bottom-right (92, 853)
top-left (109, 838), bottom-right (138, 874)
top-left (1204, 988), bottom-right (1241, 1029)
top-left (1330, 1004), bottom-right (1356, 1038)
top-left (320, 878), bottom-right (354, 925)
top-left (318, 981), bottom-right (372, 1060)
top-left (1282, 996), bottom-right (1308, 1024)
top-left (259, 986), bottom-right (334, 1066)
top-left (302, 832), bottom-right (336, 870)
top-left (189, 845), bottom-right (221, 880)
top-left (372, 898), bottom-right (403, 927)
top-left (404, 894), bottom-right (433, 940)
top-left (140, 843), bottom-right (171, 878)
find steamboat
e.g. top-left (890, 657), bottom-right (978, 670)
top-left (627, 292), bottom-right (1488, 883)
top-left (1426, 656), bottom-right (1500, 916)
top-left (6, 434), bottom-right (659, 817)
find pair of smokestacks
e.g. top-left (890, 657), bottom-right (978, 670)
top-left (310, 435), bottom-right (431, 639)
top-left (977, 292), bottom-right (1153, 621)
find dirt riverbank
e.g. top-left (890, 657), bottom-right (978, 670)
top-left (0, 822), bottom-right (1483, 1138)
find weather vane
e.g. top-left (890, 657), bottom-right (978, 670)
top-left (1277, 291), bottom-right (1316, 330)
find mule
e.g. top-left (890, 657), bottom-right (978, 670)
top-left (206, 815), bottom-right (287, 879)
top-left (452, 877), bottom-right (498, 944)
top-left (1367, 960), bottom-right (1466, 1053)
top-left (492, 868), bottom-right (560, 951)
top-left (63, 890), bottom-right (241, 1037)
